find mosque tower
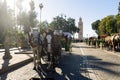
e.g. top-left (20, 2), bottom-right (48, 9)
top-left (78, 17), bottom-right (83, 41)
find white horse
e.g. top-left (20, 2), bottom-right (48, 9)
top-left (28, 28), bottom-right (43, 70)
top-left (28, 28), bottom-right (61, 70)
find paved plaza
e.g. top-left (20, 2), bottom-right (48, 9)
top-left (0, 43), bottom-right (120, 80)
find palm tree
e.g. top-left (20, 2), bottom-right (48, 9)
top-left (2, 0), bottom-right (12, 59)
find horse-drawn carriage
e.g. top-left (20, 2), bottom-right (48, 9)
top-left (27, 28), bottom-right (73, 78)
top-left (27, 28), bottom-right (62, 77)
top-left (90, 33), bottom-right (120, 51)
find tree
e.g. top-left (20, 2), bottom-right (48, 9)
top-left (0, 2), bottom-right (4, 43)
top-left (67, 17), bottom-right (78, 33)
top-left (16, 0), bottom-right (38, 49)
top-left (49, 15), bottom-right (78, 33)
top-left (98, 15), bottom-right (116, 35)
top-left (92, 2), bottom-right (120, 35)
top-left (17, 0), bottom-right (38, 33)
top-left (16, 0), bottom-right (24, 30)
top-left (0, 0), bottom-right (14, 59)
top-left (49, 20), bottom-right (57, 30)
top-left (21, 11), bottom-right (30, 34)
top-left (39, 21), bottom-right (49, 33)
top-left (29, 0), bottom-right (37, 28)
top-left (91, 20), bottom-right (100, 35)
top-left (106, 15), bottom-right (116, 33)
top-left (49, 15), bottom-right (66, 30)
top-left (115, 14), bottom-right (120, 32)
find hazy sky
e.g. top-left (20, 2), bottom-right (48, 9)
top-left (6, 0), bottom-right (120, 37)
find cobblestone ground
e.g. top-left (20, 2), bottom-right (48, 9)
top-left (0, 43), bottom-right (92, 80)
top-left (0, 62), bottom-right (40, 80)
top-left (75, 43), bottom-right (120, 80)
top-left (1, 43), bottom-right (120, 80)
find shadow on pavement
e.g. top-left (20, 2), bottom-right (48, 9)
top-left (70, 43), bottom-right (120, 79)
top-left (87, 56), bottom-right (120, 75)
top-left (0, 54), bottom-right (33, 80)
top-left (36, 52), bottom-right (92, 80)
top-left (32, 43), bottom-right (120, 80)
top-left (33, 52), bottom-right (92, 80)
top-left (1, 58), bottom-right (11, 80)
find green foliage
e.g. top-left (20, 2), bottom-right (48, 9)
top-left (49, 15), bottom-right (78, 33)
top-left (92, 2), bottom-right (120, 35)
top-left (17, 11), bottom-right (30, 33)
top-left (99, 15), bottom-right (116, 35)
top-left (67, 17), bottom-right (78, 33)
top-left (17, 0), bottom-right (38, 34)
top-left (91, 20), bottom-right (100, 35)
top-left (49, 16), bottom-right (66, 30)
top-left (115, 14), bottom-right (120, 32)
top-left (92, 15), bottom-right (117, 35)
top-left (39, 21), bottom-right (49, 32)
top-left (106, 15), bottom-right (116, 33)
top-left (98, 17), bottom-right (106, 34)
top-left (18, 32), bottom-right (26, 40)
top-left (29, 0), bottom-right (37, 28)
top-left (0, 1), bottom-right (14, 43)
top-left (49, 20), bottom-right (57, 30)
top-left (0, 43), bottom-right (4, 48)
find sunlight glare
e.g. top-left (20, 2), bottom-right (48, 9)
top-left (4, 0), bottom-right (31, 16)
top-left (6, 0), bottom-right (30, 11)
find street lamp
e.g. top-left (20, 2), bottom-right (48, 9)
top-left (64, 15), bottom-right (68, 32)
top-left (39, 3), bottom-right (43, 32)
top-left (39, 3), bottom-right (43, 23)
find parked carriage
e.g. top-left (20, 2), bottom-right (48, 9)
top-left (86, 33), bottom-right (120, 52)
top-left (104, 33), bottom-right (120, 51)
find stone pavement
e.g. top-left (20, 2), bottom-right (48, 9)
top-left (76, 43), bottom-right (120, 80)
top-left (1, 43), bottom-right (112, 80)
top-left (0, 49), bottom-right (33, 75)
top-left (0, 47), bottom-right (21, 52)
top-left (0, 45), bottom-right (97, 80)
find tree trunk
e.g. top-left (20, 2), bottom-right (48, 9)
top-left (3, 35), bottom-right (12, 59)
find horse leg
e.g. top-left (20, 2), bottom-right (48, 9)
top-left (36, 46), bottom-right (42, 68)
top-left (113, 43), bottom-right (115, 52)
top-left (118, 42), bottom-right (120, 50)
top-left (33, 49), bottom-right (37, 70)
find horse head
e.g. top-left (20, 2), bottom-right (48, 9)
top-left (28, 28), bottom-right (43, 48)
top-left (45, 29), bottom-right (53, 53)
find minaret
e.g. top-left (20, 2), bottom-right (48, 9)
top-left (78, 17), bottom-right (83, 40)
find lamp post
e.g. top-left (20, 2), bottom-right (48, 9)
top-left (39, 3), bottom-right (43, 24)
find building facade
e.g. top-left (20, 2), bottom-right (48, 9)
top-left (78, 17), bottom-right (83, 41)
